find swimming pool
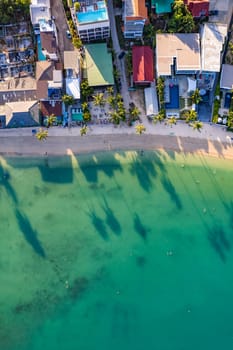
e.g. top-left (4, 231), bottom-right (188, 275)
top-left (224, 93), bottom-right (232, 109)
top-left (152, 0), bottom-right (173, 14)
top-left (77, 8), bottom-right (108, 23)
top-left (165, 85), bottom-right (179, 109)
top-left (37, 35), bottom-right (46, 61)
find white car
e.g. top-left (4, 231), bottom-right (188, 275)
top-left (66, 30), bottom-right (72, 39)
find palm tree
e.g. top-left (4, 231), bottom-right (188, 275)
top-left (191, 121), bottom-right (203, 131)
top-left (184, 109), bottom-right (197, 124)
top-left (36, 128), bottom-right (48, 141)
top-left (81, 79), bottom-right (94, 101)
top-left (83, 110), bottom-right (91, 122)
top-left (93, 93), bottom-right (105, 107)
top-left (109, 111), bottom-right (121, 125)
top-left (45, 114), bottom-right (56, 128)
top-left (153, 110), bottom-right (165, 124)
top-left (227, 111), bottom-right (233, 129)
top-left (135, 123), bottom-right (146, 135)
top-left (107, 95), bottom-right (117, 109)
top-left (191, 89), bottom-right (202, 105)
top-left (107, 86), bottom-right (114, 95)
top-left (165, 116), bottom-right (177, 127)
top-left (130, 106), bottom-right (140, 119)
top-left (81, 102), bottom-right (88, 112)
top-left (80, 125), bottom-right (88, 136)
top-left (62, 94), bottom-right (74, 106)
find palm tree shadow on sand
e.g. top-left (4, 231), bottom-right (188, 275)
top-left (133, 213), bottom-right (149, 241)
top-left (15, 209), bottom-right (46, 258)
top-left (101, 197), bottom-right (121, 235)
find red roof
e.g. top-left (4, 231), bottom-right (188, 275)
top-left (132, 46), bottom-right (154, 84)
top-left (184, 0), bottom-right (209, 18)
top-left (40, 100), bottom-right (62, 117)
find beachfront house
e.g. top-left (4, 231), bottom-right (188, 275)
top-left (36, 61), bottom-right (63, 123)
top-left (83, 43), bottom-right (114, 87)
top-left (75, 0), bottom-right (110, 42)
top-left (198, 23), bottom-right (228, 121)
top-left (64, 51), bottom-right (82, 123)
top-left (123, 0), bottom-right (148, 39)
top-left (156, 33), bottom-right (201, 117)
top-left (0, 101), bottom-right (39, 128)
top-left (132, 46), bottom-right (154, 85)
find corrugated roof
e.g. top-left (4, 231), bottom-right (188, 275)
top-left (85, 43), bottom-right (114, 86)
top-left (132, 46), bottom-right (154, 83)
top-left (201, 23), bottom-right (227, 72)
top-left (144, 85), bottom-right (159, 116)
top-left (64, 51), bottom-right (80, 70)
top-left (156, 33), bottom-right (200, 76)
top-left (220, 64), bottom-right (233, 89)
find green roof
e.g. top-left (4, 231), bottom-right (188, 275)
top-left (85, 43), bottom-right (114, 87)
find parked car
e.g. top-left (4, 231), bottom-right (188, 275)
top-left (118, 51), bottom-right (125, 60)
top-left (66, 30), bottom-right (72, 39)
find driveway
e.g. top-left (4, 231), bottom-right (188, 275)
top-left (50, 0), bottom-right (74, 63)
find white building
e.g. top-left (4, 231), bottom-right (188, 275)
top-left (200, 23), bottom-right (227, 73)
top-left (64, 51), bottom-right (81, 100)
top-left (75, 1), bottom-right (110, 42)
top-left (30, 0), bottom-right (51, 31)
top-left (123, 0), bottom-right (148, 39)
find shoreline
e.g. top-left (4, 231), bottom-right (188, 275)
top-left (0, 132), bottom-right (233, 160)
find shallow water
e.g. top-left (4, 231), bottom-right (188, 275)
top-left (0, 150), bottom-right (233, 350)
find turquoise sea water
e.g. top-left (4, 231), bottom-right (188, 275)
top-left (0, 150), bottom-right (233, 350)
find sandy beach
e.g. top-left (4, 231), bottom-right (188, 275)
top-left (0, 122), bottom-right (233, 160)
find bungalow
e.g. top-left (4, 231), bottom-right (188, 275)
top-left (123, 0), bottom-right (148, 39)
top-left (132, 46), bottom-right (154, 85)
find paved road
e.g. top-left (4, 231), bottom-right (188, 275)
top-left (50, 0), bottom-right (74, 63)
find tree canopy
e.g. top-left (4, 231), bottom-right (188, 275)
top-left (0, 0), bottom-right (30, 24)
top-left (168, 0), bottom-right (195, 33)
